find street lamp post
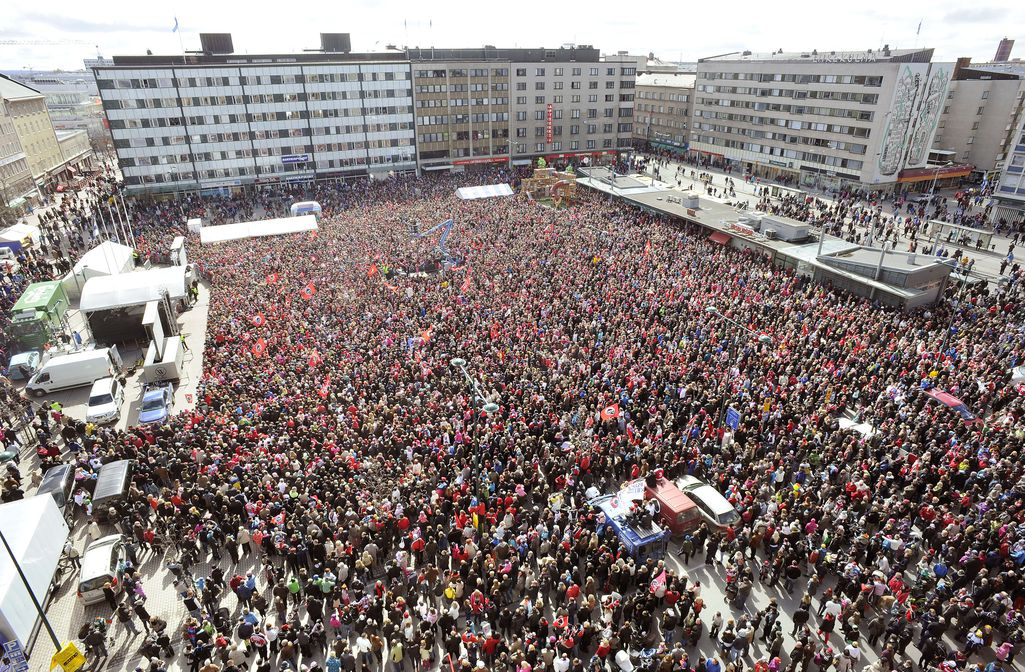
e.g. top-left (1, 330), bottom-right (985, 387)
top-left (704, 307), bottom-right (772, 427)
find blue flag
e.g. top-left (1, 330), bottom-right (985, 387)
top-left (172, 17), bottom-right (179, 33)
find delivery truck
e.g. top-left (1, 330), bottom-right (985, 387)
top-left (8, 281), bottom-right (70, 349)
top-left (24, 347), bottom-right (122, 398)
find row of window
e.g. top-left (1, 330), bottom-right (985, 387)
top-left (696, 85), bottom-right (879, 105)
top-left (695, 110), bottom-right (872, 138)
top-left (693, 122), bottom-right (867, 153)
top-left (416, 98), bottom-right (510, 108)
top-left (415, 83), bottom-right (508, 93)
top-left (124, 153), bottom-right (414, 185)
top-left (110, 107), bottom-right (414, 131)
top-left (695, 98), bottom-right (875, 122)
top-left (414, 68), bottom-right (509, 78)
top-left (106, 89), bottom-right (409, 109)
top-left (698, 72), bottom-right (883, 87)
top-left (693, 134), bottom-right (865, 170)
top-left (421, 137), bottom-right (618, 161)
top-left (637, 117), bottom-right (688, 131)
top-left (121, 137), bottom-right (414, 164)
top-left (636, 103), bottom-right (687, 115)
top-left (415, 113), bottom-right (511, 125)
top-left (637, 91), bottom-right (689, 103)
top-left (99, 71), bottom-right (407, 89)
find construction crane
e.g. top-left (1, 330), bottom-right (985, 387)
top-left (0, 39), bottom-right (90, 46)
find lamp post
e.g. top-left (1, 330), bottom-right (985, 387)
top-left (928, 161), bottom-right (955, 199)
top-left (449, 357), bottom-right (500, 577)
top-left (704, 306), bottom-right (772, 427)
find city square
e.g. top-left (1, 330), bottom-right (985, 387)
top-left (1, 9), bottom-right (1025, 672)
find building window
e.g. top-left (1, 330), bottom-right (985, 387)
top-left (535, 68), bottom-right (545, 76)
top-left (535, 96), bottom-right (545, 104)
top-left (589, 68), bottom-right (598, 76)
top-left (967, 136), bottom-right (974, 144)
top-left (982, 90), bottom-right (989, 99)
top-left (516, 68), bottom-right (526, 76)
top-left (572, 68), bottom-right (581, 76)
top-left (516, 111), bottom-right (527, 120)
top-left (535, 142), bottom-right (545, 152)
top-left (977, 106), bottom-right (985, 115)
top-left (554, 68), bottom-right (563, 76)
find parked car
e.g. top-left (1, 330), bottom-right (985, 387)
top-left (138, 382), bottom-right (174, 424)
top-left (675, 475), bottom-right (740, 529)
top-left (5, 351), bottom-right (41, 380)
top-left (85, 377), bottom-right (125, 424)
top-left (78, 534), bottom-right (126, 605)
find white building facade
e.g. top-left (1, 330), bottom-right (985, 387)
top-left (691, 48), bottom-right (953, 191)
top-left (94, 53), bottom-right (415, 194)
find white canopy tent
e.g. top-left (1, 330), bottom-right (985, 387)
top-left (455, 183), bottom-right (514, 200)
top-left (0, 496), bottom-right (68, 648)
top-left (80, 266), bottom-right (187, 312)
top-left (0, 223), bottom-right (41, 247)
top-left (63, 240), bottom-right (135, 299)
top-left (200, 214), bottom-right (318, 245)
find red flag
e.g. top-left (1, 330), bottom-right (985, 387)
top-left (309, 230), bottom-right (318, 240)
top-left (251, 313), bottom-right (266, 327)
top-left (308, 349), bottom-right (322, 368)
top-left (461, 270), bottom-right (472, 293)
top-left (251, 337), bottom-right (268, 357)
top-left (383, 281), bottom-right (399, 294)
top-left (318, 374), bottom-right (332, 399)
top-left (368, 264), bottom-right (379, 278)
top-left (497, 350), bottom-right (505, 363)
top-left (643, 240), bottom-right (652, 258)
top-left (299, 282), bottom-right (316, 300)
top-left (600, 403), bottom-right (620, 422)
top-left (421, 325), bottom-right (434, 344)
top-left (490, 323), bottom-right (500, 340)
top-left (543, 222), bottom-right (555, 238)
top-left (650, 569), bottom-right (667, 594)
top-left (266, 272), bottom-right (279, 284)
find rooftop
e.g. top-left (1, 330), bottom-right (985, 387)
top-left (407, 46), bottom-right (601, 63)
top-left (699, 47), bottom-right (933, 64)
top-left (636, 73), bottom-right (696, 88)
top-left (0, 74), bottom-right (43, 101)
top-left (962, 62), bottom-right (1025, 79)
top-left (107, 52), bottom-right (407, 68)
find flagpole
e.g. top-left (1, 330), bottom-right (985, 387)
top-left (175, 17), bottom-right (185, 55)
top-left (118, 192), bottom-right (137, 249)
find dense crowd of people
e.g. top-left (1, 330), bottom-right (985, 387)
top-left (3, 167), bottom-right (1025, 672)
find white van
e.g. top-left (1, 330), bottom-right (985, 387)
top-left (24, 347), bottom-right (121, 398)
top-left (85, 377), bottom-right (125, 424)
top-left (78, 534), bottom-right (126, 605)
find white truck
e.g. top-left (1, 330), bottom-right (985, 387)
top-left (24, 346), bottom-right (122, 398)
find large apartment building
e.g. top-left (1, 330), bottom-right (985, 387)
top-left (932, 60), bottom-right (1025, 181)
top-left (993, 104), bottom-right (1025, 226)
top-left (632, 72), bottom-right (695, 153)
top-left (408, 46), bottom-right (635, 170)
top-left (691, 47), bottom-right (956, 191)
top-left (94, 37), bottom-right (636, 194)
top-left (93, 34), bottom-right (416, 194)
top-left (0, 75), bottom-right (68, 197)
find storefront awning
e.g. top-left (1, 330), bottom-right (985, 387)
top-left (897, 164), bottom-right (974, 183)
top-left (709, 231), bottom-right (731, 245)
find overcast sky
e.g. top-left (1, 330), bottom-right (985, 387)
top-left (2, 0), bottom-right (1021, 71)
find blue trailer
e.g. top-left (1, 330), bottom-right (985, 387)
top-left (591, 492), bottom-right (669, 562)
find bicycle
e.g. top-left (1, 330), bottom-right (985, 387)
top-left (52, 554), bottom-right (77, 587)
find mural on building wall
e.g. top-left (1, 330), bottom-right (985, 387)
top-left (878, 66), bottom-right (920, 177)
top-left (907, 66), bottom-right (950, 167)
